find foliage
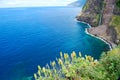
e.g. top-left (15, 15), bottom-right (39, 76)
top-left (110, 15), bottom-right (120, 39)
top-left (82, 1), bottom-right (89, 12)
top-left (100, 46), bottom-right (120, 80)
top-left (33, 47), bottom-right (120, 80)
top-left (116, 0), bottom-right (120, 8)
top-left (94, 14), bottom-right (100, 26)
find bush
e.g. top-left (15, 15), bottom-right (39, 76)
top-left (116, 0), bottom-right (120, 8)
top-left (33, 46), bottom-right (120, 80)
top-left (100, 46), bottom-right (120, 80)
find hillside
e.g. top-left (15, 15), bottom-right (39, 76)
top-left (76, 0), bottom-right (104, 27)
top-left (76, 0), bottom-right (120, 48)
top-left (110, 0), bottom-right (120, 44)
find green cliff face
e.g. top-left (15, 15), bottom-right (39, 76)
top-left (110, 0), bottom-right (120, 44)
top-left (76, 0), bottom-right (104, 27)
top-left (109, 15), bottom-right (120, 44)
top-left (77, 0), bottom-right (120, 45)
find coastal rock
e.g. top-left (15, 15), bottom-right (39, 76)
top-left (77, 0), bottom-right (120, 48)
top-left (76, 0), bottom-right (104, 27)
top-left (88, 25), bottom-right (116, 48)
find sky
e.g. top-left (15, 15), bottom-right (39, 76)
top-left (0, 0), bottom-right (77, 7)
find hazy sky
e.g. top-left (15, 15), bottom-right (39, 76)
top-left (0, 0), bottom-right (77, 7)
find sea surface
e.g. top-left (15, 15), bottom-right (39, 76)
top-left (0, 7), bottom-right (110, 80)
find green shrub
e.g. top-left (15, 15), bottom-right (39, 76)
top-left (33, 46), bottom-right (120, 80)
top-left (116, 0), bottom-right (120, 8)
top-left (100, 46), bottom-right (120, 79)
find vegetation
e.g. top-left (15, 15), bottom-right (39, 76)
top-left (116, 0), bottom-right (120, 8)
top-left (33, 46), bottom-right (120, 80)
top-left (76, 0), bottom-right (105, 27)
top-left (114, 0), bottom-right (120, 15)
top-left (82, 0), bottom-right (90, 11)
top-left (95, 14), bottom-right (100, 26)
top-left (110, 15), bottom-right (120, 40)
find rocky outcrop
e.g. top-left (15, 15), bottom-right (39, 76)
top-left (77, 0), bottom-right (120, 48)
top-left (76, 0), bottom-right (104, 27)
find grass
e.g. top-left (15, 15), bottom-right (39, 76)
top-left (82, 1), bottom-right (90, 11)
top-left (95, 14), bottom-right (100, 25)
top-left (110, 15), bottom-right (120, 39)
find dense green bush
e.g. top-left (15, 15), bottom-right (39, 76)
top-left (116, 0), bottom-right (120, 8)
top-left (33, 46), bottom-right (120, 80)
top-left (100, 46), bottom-right (120, 80)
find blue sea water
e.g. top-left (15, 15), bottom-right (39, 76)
top-left (0, 7), bottom-right (110, 80)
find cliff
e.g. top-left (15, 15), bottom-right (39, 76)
top-left (77, 0), bottom-right (120, 48)
top-left (76, 0), bottom-right (104, 27)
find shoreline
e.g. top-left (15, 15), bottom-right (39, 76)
top-left (76, 0), bottom-right (118, 50)
top-left (76, 20), bottom-right (113, 50)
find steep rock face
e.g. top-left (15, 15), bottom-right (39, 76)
top-left (109, 0), bottom-right (120, 44)
top-left (102, 0), bottom-right (115, 25)
top-left (76, 0), bottom-right (104, 27)
top-left (77, 0), bottom-right (120, 47)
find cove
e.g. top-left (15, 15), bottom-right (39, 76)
top-left (0, 7), bottom-right (110, 80)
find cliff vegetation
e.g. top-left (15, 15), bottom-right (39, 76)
top-left (76, 0), bottom-right (104, 27)
top-left (33, 46), bottom-right (120, 80)
top-left (109, 0), bottom-right (120, 45)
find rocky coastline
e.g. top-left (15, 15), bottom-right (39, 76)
top-left (76, 0), bottom-right (120, 48)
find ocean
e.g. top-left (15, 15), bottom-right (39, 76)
top-left (0, 7), bottom-right (110, 80)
